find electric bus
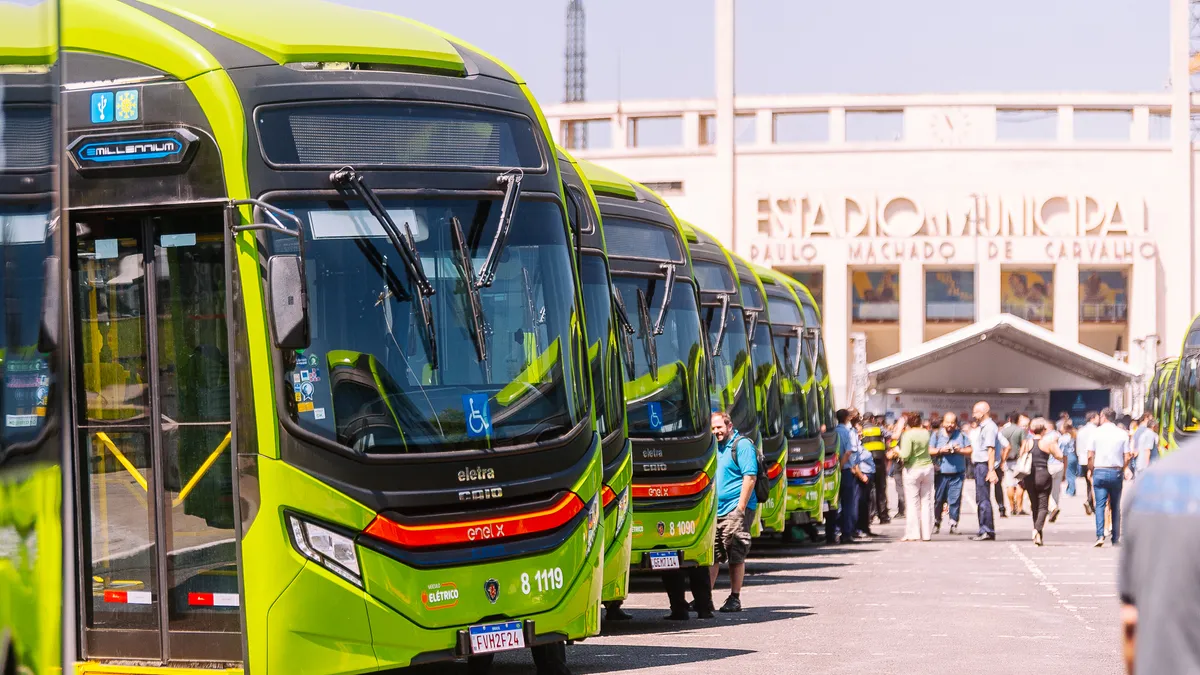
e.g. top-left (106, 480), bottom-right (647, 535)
top-left (754, 266), bottom-right (828, 537)
top-left (789, 277), bottom-right (840, 528)
top-left (63, 2), bottom-right (602, 672)
top-left (1169, 317), bottom-right (1200, 453)
top-left (680, 223), bottom-right (775, 536)
top-left (578, 160), bottom-right (716, 578)
top-left (730, 253), bottom-right (787, 535)
top-left (1148, 357), bottom-right (1177, 456)
top-left (0, 3), bottom-right (66, 674)
top-left (556, 147), bottom-right (632, 610)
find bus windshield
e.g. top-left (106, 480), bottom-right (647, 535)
top-left (614, 276), bottom-right (706, 439)
top-left (0, 205), bottom-right (53, 448)
top-left (579, 254), bottom-right (624, 438)
top-left (270, 198), bottom-right (586, 454)
top-left (749, 320), bottom-right (782, 439)
top-left (774, 332), bottom-right (817, 440)
top-left (703, 304), bottom-right (754, 434)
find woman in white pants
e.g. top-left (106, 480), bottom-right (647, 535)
top-left (890, 412), bottom-right (935, 541)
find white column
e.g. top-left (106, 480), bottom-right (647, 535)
top-left (829, 107), bottom-right (846, 145)
top-left (1053, 260), bottom-right (1079, 343)
top-left (899, 261), bottom-right (924, 350)
top-left (826, 266), bottom-right (851, 407)
top-left (755, 108), bottom-right (773, 147)
top-left (1170, 0), bottom-right (1195, 345)
top-left (1130, 255), bottom-right (1159, 360)
top-left (977, 259), bottom-right (1002, 319)
top-left (1057, 105), bottom-right (1074, 143)
top-left (1131, 106), bottom-right (1150, 142)
top-left (715, 0), bottom-right (737, 252)
top-left (683, 111), bottom-right (701, 150)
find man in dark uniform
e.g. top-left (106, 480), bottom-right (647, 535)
top-left (861, 416), bottom-right (890, 524)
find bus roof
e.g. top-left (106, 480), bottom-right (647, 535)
top-left (578, 159), bottom-right (639, 200)
top-left (130, 0), bottom-right (468, 73)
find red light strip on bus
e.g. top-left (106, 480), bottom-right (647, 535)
top-left (103, 590), bottom-right (152, 605)
top-left (631, 473), bottom-right (710, 499)
top-left (601, 485), bottom-right (617, 508)
top-left (786, 464), bottom-right (820, 479)
top-left (188, 592), bottom-right (240, 607)
top-left (823, 456), bottom-right (839, 470)
top-left (364, 492), bottom-right (585, 549)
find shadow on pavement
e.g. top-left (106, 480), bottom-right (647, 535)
top-left (598, 604), bottom-right (813, 637)
top-left (489, 643), bottom-right (756, 673)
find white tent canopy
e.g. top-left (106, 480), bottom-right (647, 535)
top-left (868, 313), bottom-right (1138, 394)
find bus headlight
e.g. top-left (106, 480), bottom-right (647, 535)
top-left (286, 513), bottom-right (362, 588)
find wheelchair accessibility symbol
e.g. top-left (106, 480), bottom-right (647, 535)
top-left (647, 402), bottom-right (663, 432)
top-left (463, 393), bottom-right (492, 438)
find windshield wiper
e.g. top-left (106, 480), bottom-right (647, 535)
top-left (746, 309), bottom-right (759, 344)
top-left (330, 167), bottom-right (437, 370)
top-left (711, 293), bottom-right (731, 357)
top-left (477, 169), bottom-right (523, 288)
top-left (652, 263), bottom-right (676, 336)
top-left (450, 216), bottom-right (492, 381)
top-left (636, 288), bottom-right (658, 379)
top-left (611, 286), bottom-right (636, 376)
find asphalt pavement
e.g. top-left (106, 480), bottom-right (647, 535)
top-left (477, 478), bottom-right (1124, 674)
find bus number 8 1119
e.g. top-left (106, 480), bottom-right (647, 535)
top-left (521, 568), bottom-right (564, 594)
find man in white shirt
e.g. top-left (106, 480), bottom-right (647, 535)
top-left (1088, 407), bottom-right (1134, 547)
top-left (1075, 411), bottom-right (1100, 515)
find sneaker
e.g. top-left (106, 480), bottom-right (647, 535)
top-left (718, 595), bottom-right (742, 613)
top-left (663, 610), bottom-right (691, 621)
top-left (970, 533), bottom-right (996, 541)
top-left (933, 523), bottom-right (941, 534)
top-left (1093, 538), bottom-right (1104, 548)
top-left (949, 523), bottom-right (960, 535)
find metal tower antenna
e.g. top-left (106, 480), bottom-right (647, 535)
top-left (565, 0), bottom-right (587, 147)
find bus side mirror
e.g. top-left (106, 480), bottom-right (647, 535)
top-left (37, 256), bottom-right (60, 353)
top-left (268, 255), bottom-right (309, 350)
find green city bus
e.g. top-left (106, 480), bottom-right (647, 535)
top-left (753, 267), bottom-right (828, 538)
top-left (0, 2), bottom-right (67, 674)
top-left (556, 147), bottom-right (633, 609)
top-left (63, 1), bottom-right (602, 672)
top-left (730, 254), bottom-right (787, 534)
top-left (1168, 317), bottom-right (1200, 453)
top-left (788, 278), bottom-right (840, 526)
top-left (680, 224), bottom-right (777, 537)
top-left (578, 161), bottom-right (716, 578)
top-left (1149, 357), bottom-right (1178, 456)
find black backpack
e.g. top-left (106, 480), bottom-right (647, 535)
top-left (731, 436), bottom-right (771, 504)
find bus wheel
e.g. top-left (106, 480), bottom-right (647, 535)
top-left (466, 653), bottom-right (496, 675)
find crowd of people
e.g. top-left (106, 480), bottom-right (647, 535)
top-left (827, 403), bottom-right (1152, 547)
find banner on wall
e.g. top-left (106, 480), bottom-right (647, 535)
top-left (1001, 269), bottom-right (1053, 322)
top-left (1078, 270), bottom-right (1128, 321)
top-left (925, 270), bottom-right (974, 320)
top-left (869, 392), bottom-right (1049, 421)
top-left (1049, 389), bottom-right (1111, 426)
top-left (851, 270), bottom-right (899, 320)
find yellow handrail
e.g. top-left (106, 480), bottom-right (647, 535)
top-left (173, 431), bottom-right (233, 506)
top-left (95, 432), bottom-right (147, 491)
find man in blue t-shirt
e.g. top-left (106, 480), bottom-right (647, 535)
top-left (931, 412), bottom-right (970, 535)
top-left (708, 411), bottom-right (758, 613)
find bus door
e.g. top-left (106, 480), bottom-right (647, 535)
top-left (71, 207), bottom-right (241, 664)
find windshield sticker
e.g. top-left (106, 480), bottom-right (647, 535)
top-left (790, 417), bottom-right (802, 436)
top-left (160, 233), bottom-right (196, 248)
top-left (299, 381), bottom-right (315, 402)
top-left (313, 408), bottom-right (326, 421)
top-left (647, 402), bottom-right (664, 431)
top-left (463, 394), bottom-right (492, 438)
top-left (94, 238), bottom-right (118, 260)
top-left (292, 373), bottom-right (300, 384)
top-left (307, 354), bottom-right (319, 367)
top-left (309, 208), bottom-right (426, 241)
top-left (300, 370), bottom-right (310, 382)
top-left (298, 402), bottom-right (314, 413)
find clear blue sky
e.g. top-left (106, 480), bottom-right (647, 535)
top-left (341, 0), bottom-right (1169, 103)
